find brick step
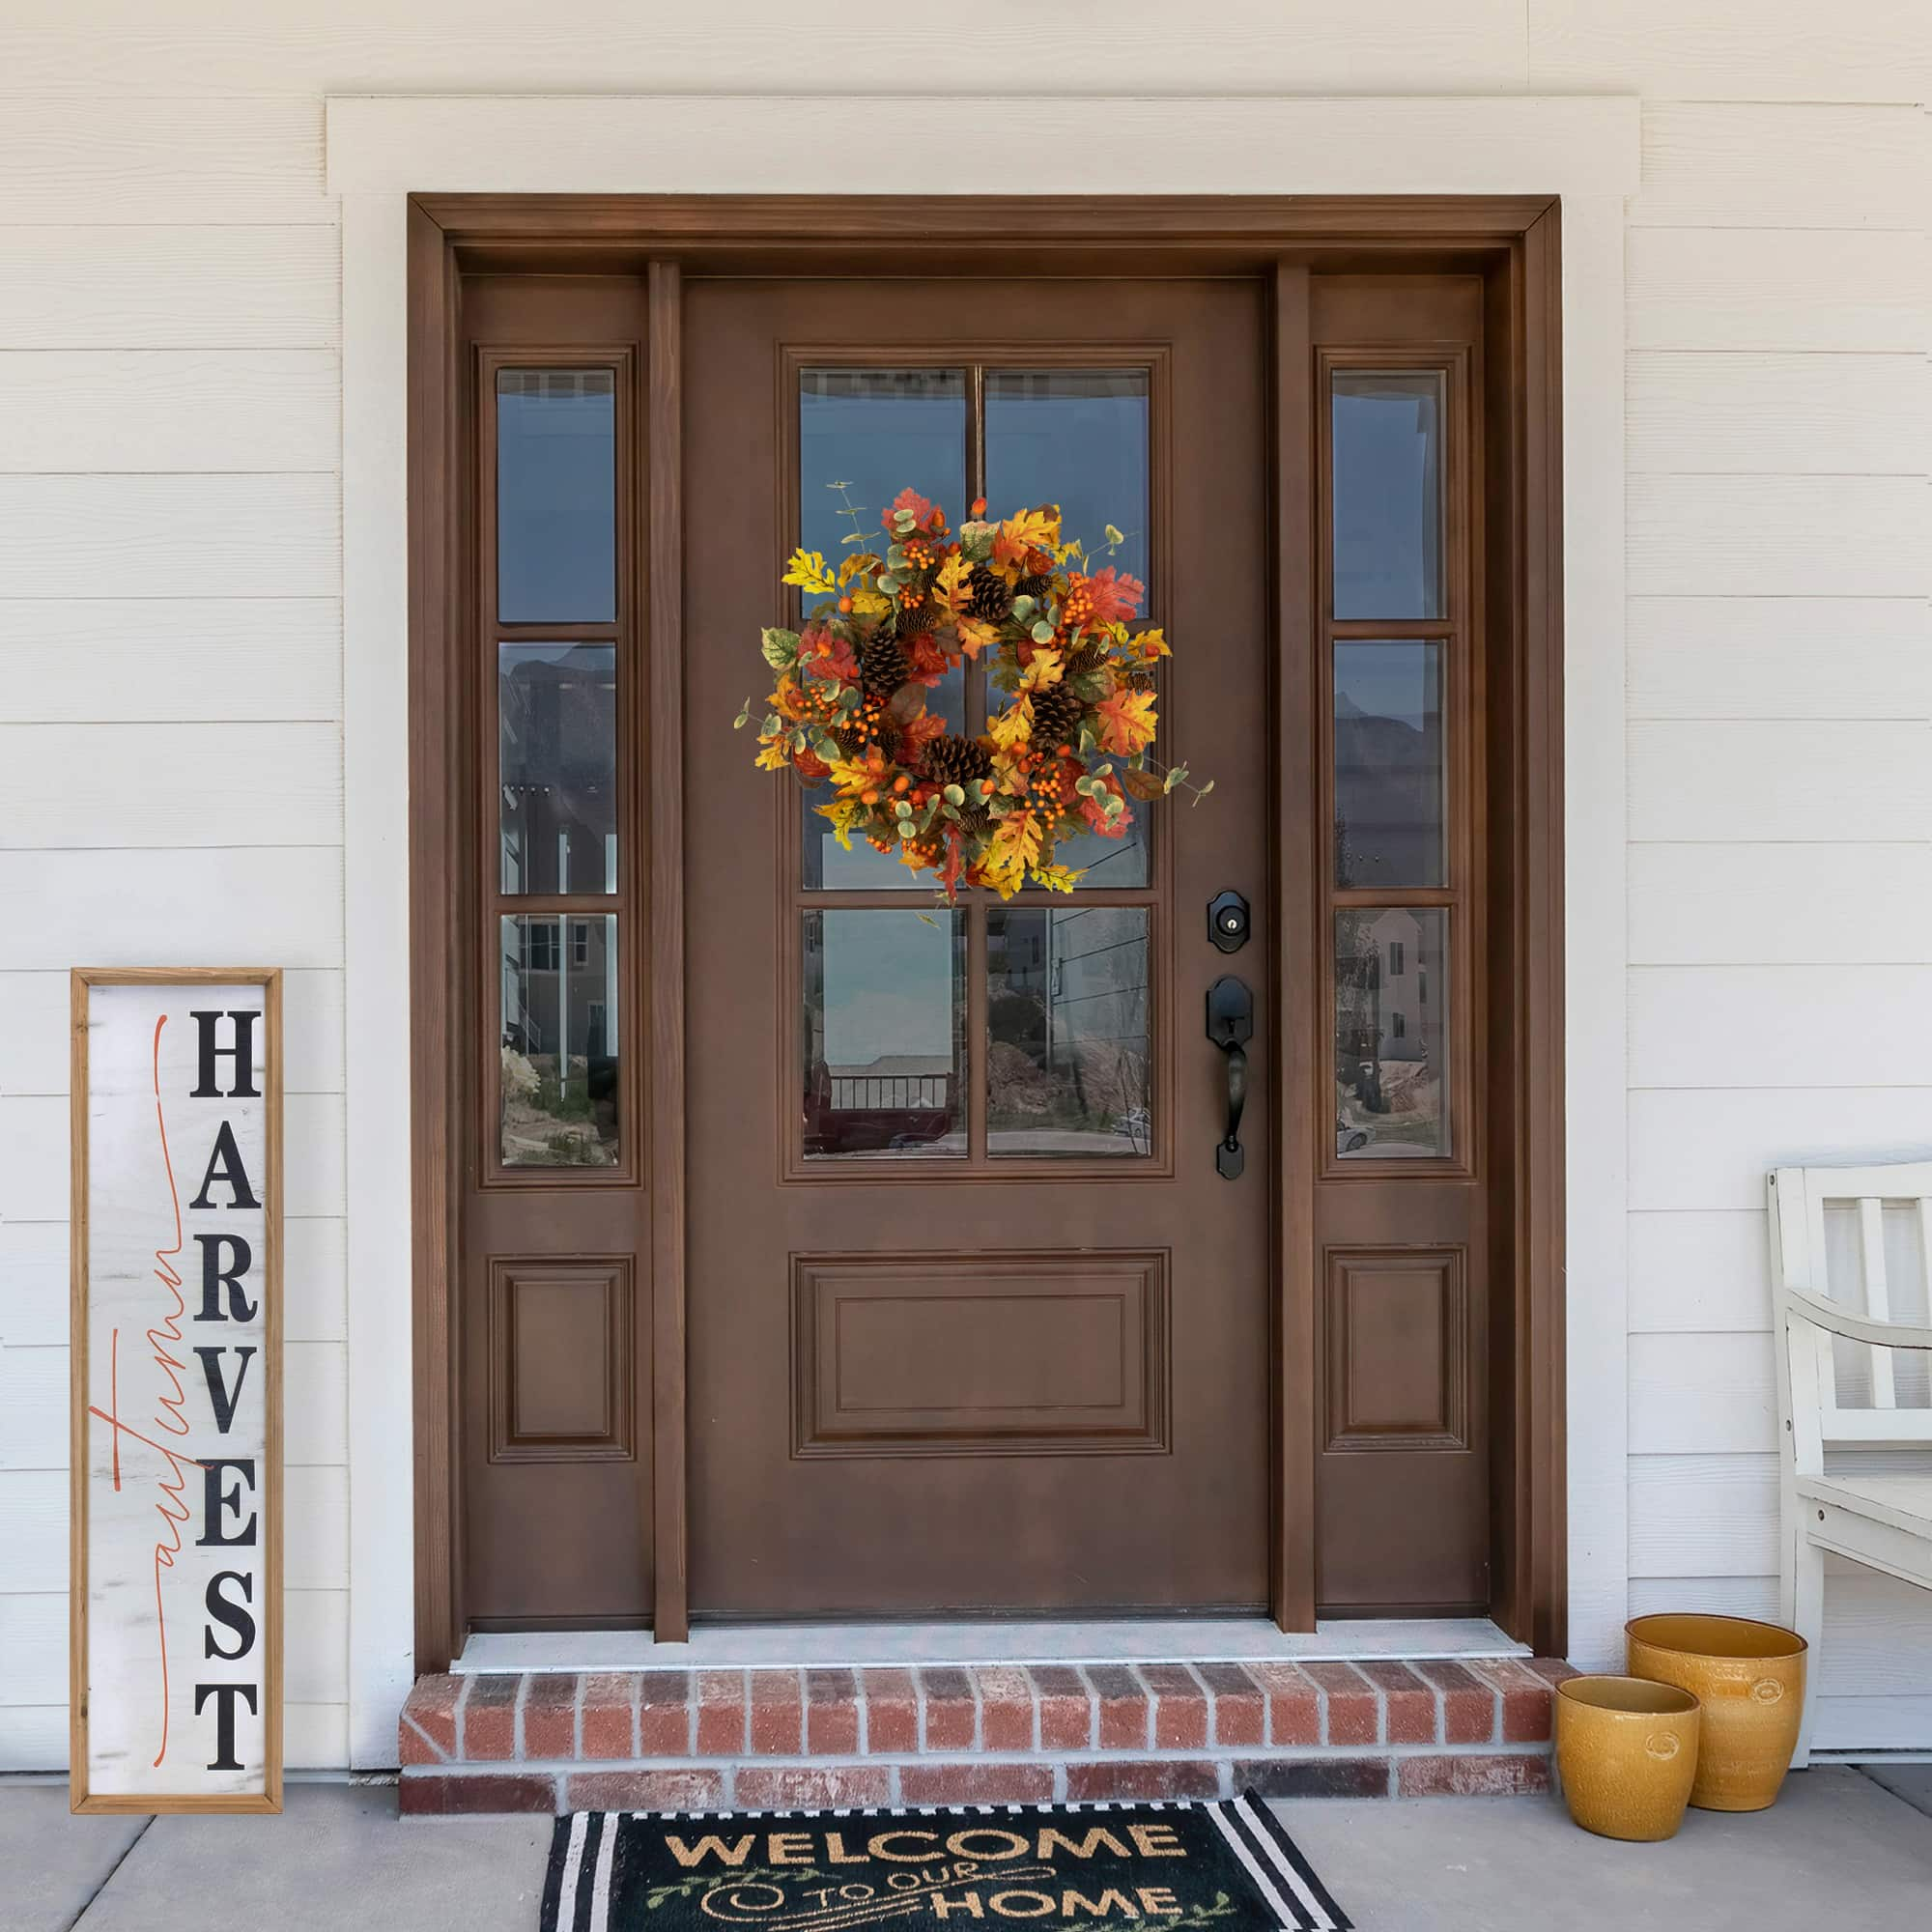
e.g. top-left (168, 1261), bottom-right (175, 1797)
top-left (399, 1657), bottom-right (1577, 1814)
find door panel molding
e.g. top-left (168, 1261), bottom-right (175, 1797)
top-left (407, 197), bottom-right (1566, 1666)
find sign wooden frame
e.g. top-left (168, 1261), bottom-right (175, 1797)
top-left (70, 967), bottom-right (283, 1814)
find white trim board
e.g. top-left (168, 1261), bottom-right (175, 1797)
top-left (329, 92), bottom-right (1637, 1765)
top-left (455, 1619), bottom-right (1532, 1676)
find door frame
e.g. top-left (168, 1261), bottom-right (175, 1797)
top-left (403, 194), bottom-right (1568, 1666)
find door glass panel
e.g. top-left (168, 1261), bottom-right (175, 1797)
top-left (1332, 370), bottom-right (1444, 620)
top-left (499, 643), bottom-right (618, 895)
top-left (1334, 907), bottom-right (1446, 1160)
top-left (988, 906), bottom-right (1151, 1157)
top-left (1333, 640), bottom-right (1444, 890)
top-left (497, 369), bottom-right (616, 623)
top-left (803, 909), bottom-right (966, 1158)
top-left (796, 368), bottom-right (969, 889)
top-left (499, 914), bottom-right (620, 1167)
top-left (985, 368), bottom-right (1151, 592)
top-left (799, 367), bottom-right (967, 560)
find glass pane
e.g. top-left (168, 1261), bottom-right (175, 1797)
top-left (988, 907), bottom-right (1151, 1157)
top-left (803, 910), bottom-right (965, 1158)
top-left (1332, 370), bottom-right (1444, 620)
top-left (1334, 908), bottom-right (1447, 1160)
top-left (497, 369), bottom-right (616, 624)
top-left (500, 915), bottom-right (619, 1167)
top-left (799, 367), bottom-right (967, 563)
top-left (1334, 640), bottom-right (1444, 890)
top-left (499, 643), bottom-right (617, 895)
top-left (985, 368), bottom-right (1151, 591)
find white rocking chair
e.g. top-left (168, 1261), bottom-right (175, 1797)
top-left (1770, 1163), bottom-right (1932, 1767)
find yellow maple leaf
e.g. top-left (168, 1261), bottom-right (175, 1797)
top-left (1133, 626), bottom-right (1173, 660)
top-left (838, 551), bottom-right (882, 584)
top-left (814, 797), bottom-right (866, 851)
top-left (781, 548), bottom-right (839, 597)
top-left (1032, 863), bottom-right (1085, 894)
top-left (997, 506), bottom-right (1061, 560)
top-left (1019, 647), bottom-right (1064, 693)
top-left (953, 613), bottom-right (1001, 660)
top-left (754, 731), bottom-right (792, 772)
top-left (848, 586), bottom-right (892, 617)
top-left (825, 747), bottom-right (888, 801)
top-left (932, 553), bottom-right (974, 617)
top-left (987, 696), bottom-right (1033, 751)
top-left (1095, 687), bottom-right (1158, 756)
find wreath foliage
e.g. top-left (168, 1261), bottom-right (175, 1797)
top-left (740, 485), bottom-right (1207, 899)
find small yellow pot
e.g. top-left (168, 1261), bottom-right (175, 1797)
top-left (1625, 1613), bottom-right (1807, 1812)
top-left (1554, 1676), bottom-right (1702, 1842)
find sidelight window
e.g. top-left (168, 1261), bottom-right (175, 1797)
top-left (1326, 360), bottom-right (1463, 1165)
top-left (490, 360), bottom-right (629, 1173)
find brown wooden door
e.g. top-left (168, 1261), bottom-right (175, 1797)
top-left (683, 277), bottom-right (1274, 1614)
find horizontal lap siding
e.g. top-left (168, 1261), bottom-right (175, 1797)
top-left (0, 86), bottom-right (349, 1771)
top-left (1615, 81), bottom-right (1932, 1752)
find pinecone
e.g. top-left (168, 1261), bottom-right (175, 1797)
top-left (1122, 669), bottom-right (1158, 695)
top-left (921, 733), bottom-right (994, 792)
top-left (858, 627), bottom-right (910, 701)
top-left (1030, 683), bottom-right (1086, 753)
top-left (964, 565), bottom-right (1012, 623)
top-left (897, 594), bottom-right (938, 634)
top-left (1014, 573), bottom-right (1053, 604)
top-left (1065, 643), bottom-right (1104, 679)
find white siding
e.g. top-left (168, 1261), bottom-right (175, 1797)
top-left (1611, 36), bottom-right (1932, 1756)
top-left (1, 0), bottom-right (1928, 1770)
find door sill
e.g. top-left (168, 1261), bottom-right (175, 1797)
top-left (452, 1615), bottom-right (1528, 1674)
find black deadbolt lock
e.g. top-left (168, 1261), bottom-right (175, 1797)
top-left (1208, 890), bottom-right (1251, 954)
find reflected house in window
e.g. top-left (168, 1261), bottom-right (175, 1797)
top-left (500, 914), bottom-right (620, 1167)
top-left (1335, 907), bottom-right (1444, 1159)
top-left (988, 906), bottom-right (1151, 1156)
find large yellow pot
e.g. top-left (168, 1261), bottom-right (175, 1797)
top-left (1554, 1677), bottom-right (1702, 1841)
top-left (1625, 1613), bottom-right (1807, 1812)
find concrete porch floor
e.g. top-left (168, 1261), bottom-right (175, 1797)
top-left (10, 1767), bottom-right (1932, 1932)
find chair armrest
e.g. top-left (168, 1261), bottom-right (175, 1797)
top-left (1785, 1283), bottom-right (1932, 1351)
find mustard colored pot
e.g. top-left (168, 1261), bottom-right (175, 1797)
top-left (1625, 1613), bottom-right (1808, 1812)
top-left (1554, 1677), bottom-right (1702, 1842)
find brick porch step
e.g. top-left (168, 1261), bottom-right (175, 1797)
top-left (398, 1657), bottom-right (1577, 1814)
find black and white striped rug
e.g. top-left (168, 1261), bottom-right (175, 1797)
top-left (542, 1795), bottom-right (1350, 1932)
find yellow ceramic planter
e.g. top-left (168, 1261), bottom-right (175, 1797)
top-left (1626, 1613), bottom-right (1807, 1812)
top-left (1554, 1676), bottom-right (1702, 1842)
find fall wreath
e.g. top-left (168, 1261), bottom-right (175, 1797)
top-left (739, 486), bottom-right (1208, 898)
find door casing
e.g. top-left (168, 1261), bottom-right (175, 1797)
top-left (404, 194), bottom-right (1567, 1665)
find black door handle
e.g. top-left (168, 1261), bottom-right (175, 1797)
top-left (1206, 976), bottom-right (1253, 1179)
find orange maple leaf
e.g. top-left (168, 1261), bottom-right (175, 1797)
top-left (1094, 687), bottom-right (1157, 755)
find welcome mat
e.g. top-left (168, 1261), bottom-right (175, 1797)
top-left (542, 1796), bottom-right (1350, 1932)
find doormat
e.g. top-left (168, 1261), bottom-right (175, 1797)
top-left (542, 1796), bottom-right (1350, 1932)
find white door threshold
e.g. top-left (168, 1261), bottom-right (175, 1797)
top-left (453, 1616), bottom-right (1530, 1675)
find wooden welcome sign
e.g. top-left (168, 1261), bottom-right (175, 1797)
top-left (70, 969), bottom-right (282, 1813)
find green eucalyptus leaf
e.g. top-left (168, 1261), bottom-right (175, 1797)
top-left (1031, 620), bottom-right (1055, 644)
top-left (943, 783), bottom-right (965, 807)
top-left (733, 701), bottom-right (753, 730)
top-left (812, 733), bottom-right (841, 762)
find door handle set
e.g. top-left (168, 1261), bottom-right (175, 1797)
top-left (1206, 973), bottom-right (1252, 1180)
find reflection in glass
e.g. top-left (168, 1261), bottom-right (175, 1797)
top-left (799, 661), bottom-right (967, 889)
top-left (500, 915), bottom-right (619, 1167)
top-left (799, 368), bottom-right (967, 563)
top-left (1332, 370), bottom-right (1444, 620)
top-left (988, 907), bottom-right (1151, 1156)
top-left (499, 643), bottom-right (617, 895)
top-left (1334, 908), bottom-right (1446, 1160)
top-left (1334, 641), bottom-right (1444, 889)
top-left (985, 369), bottom-right (1151, 592)
top-left (497, 369), bottom-right (616, 624)
top-left (803, 910), bottom-right (965, 1158)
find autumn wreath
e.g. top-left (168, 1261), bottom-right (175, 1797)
top-left (739, 486), bottom-right (1207, 898)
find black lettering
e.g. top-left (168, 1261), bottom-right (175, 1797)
top-left (204, 1573), bottom-right (257, 1662)
top-left (195, 1233), bottom-right (258, 1322)
top-left (194, 1346), bottom-right (255, 1434)
top-left (196, 1458), bottom-right (258, 1548)
top-left (188, 1120), bottom-right (259, 1211)
top-left (190, 1009), bottom-right (260, 1099)
top-left (194, 1682), bottom-right (258, 1772)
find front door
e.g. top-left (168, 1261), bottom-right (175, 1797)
top-left (445, 243), bottom-right (1511, 1638)
top-left (683, 278), bottom-right (1274, 1613)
